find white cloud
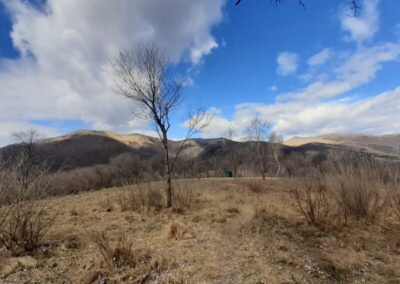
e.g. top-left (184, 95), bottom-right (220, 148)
top-left (281, 43), bottom-right (400, 101)
top-left (0, 0), bottom-right (225, 145)
top-left (277, 52), bottom-right (298, 76)
top-left (340, 0), bottom-right (380, 43)
top-left (200, 87), bottom-right (400, 139)
top-left (239, 87), bottom-right (400, 137)
top-left (190, 36), bottom-right (218, 64)
top-left (308, 48), bottom-right (332, 66)
top-left (197, 1), bottom-right (400, 140)
top-left (200, 40), bottom-right (400, 138)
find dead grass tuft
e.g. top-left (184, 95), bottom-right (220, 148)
top-left (63, 234), bottom-right (83, 250)
top-left (98, 196), bottom-right (115, 212)
top-left (117, 183), bottom-right (163, 212)
top-left (172, 182), bottom-right (195, 214)
top-left (167, 222), bottom-right (194, 240)
top-left (245, 180), bottom-right (265, 193)
top-left (90, 231), bottom-right (151, 270)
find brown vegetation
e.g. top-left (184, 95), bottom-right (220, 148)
top-left (1, 178), bottom-right (400, 282)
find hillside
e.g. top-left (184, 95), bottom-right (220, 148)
top-left (284, 133), bottom-right (400, 156)
top-left (1, 130), bottom-right (398, 176)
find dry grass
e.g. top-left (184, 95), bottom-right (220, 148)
top-left (1, 178), bottom-right (400, 283)
top-left (290, 159), bottom-right (390, 227)
top-left (90, 230), bottom-right (150, 269)
top-left (117, 182), bottom-right (163, 212)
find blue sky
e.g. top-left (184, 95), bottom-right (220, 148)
top-left (0, 0), bottom-right (399, 145)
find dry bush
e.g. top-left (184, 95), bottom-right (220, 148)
top-left (328, 157), bottom-right (388, 223)
top-left (117, 183), bottom-right (163, 212)
top-left (290, 176), bottom-right (332, 226)
top-left (290, 155), bottom-right (391, 226)
top-left (390, 191), bottom-right (400, 221)
top-left (245, 180), bottom-right (264, 193)
top-left (0, 155), bottom-right (56, 255)
top-left (172, 182), bottom-right (195, 213)
top-left (90, 231), bottom-right (151, 269)
top-left (245, 204), bottom-right (287, 234)
top-left (388, 180), bottom-right (400, 222)
top-left (0, 201), bottom-right (56, 255)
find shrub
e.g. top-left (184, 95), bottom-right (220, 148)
top-left (388, 182), bottom-right (400, 222)
top-left (172, 182), bottom-right (195, 213)
top-left (290, 175), bottom-right (332, 226)
top-left (0, 201), bottom-right (56, 255)
top-left (90, 231), bottom-right (151, 269)
top-left (0, 154), bottom-right (56, 255)
top-left (328, 157), bottom-right (388, 223)
top-left (246, 181), bottom-right (264, 193)
top-left (117, 183), bottom-right (163, 212)
top-left (290, 155), bottom-right (390, 226)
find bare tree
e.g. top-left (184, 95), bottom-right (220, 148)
top-left (268, 131), bottom-right (283, 178)
top-left (0, 130), bottom-right (56, 254)
top-left (245, 118), bottom-right (271, 180)
top-left (12, 129), bottom-right (42, 194)
top-left (112, 43), bottom-right (211, 207)
top-left (225, 126), bottom-right (239, 178)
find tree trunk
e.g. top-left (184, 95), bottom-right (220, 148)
top-left (274, 152), bottom-right (281, 178)
top-left (162, 131), bottom-right (173, 208)
top-left (259, 156), bottom-right (266, 180)
top-left (166, 171), bottom-right (172, 207)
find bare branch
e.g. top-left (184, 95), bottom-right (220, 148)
top-left (112, 43), bottom-right (206, 207)
top-left (170, 107), bottom-right (214, 173)
top-left (236, 0), bottom-right (362, 16)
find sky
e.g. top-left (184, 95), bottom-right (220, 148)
top-left (0, 0), bottom-right (399, 145)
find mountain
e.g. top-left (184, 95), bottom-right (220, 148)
top-left (0, 130), bottom-right (227, 171)
top-left (1, 130), bottom-right (399, 173)
top-left (284, 133), bottom-right (400, 156)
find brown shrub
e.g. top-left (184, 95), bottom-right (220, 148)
top-left (290, 175), bottom-right (332, 226)
top-left (388, 183), bottom-right (400, 222)
top-left (90, 231), bottom-right (151, 270)
top-left (246, 180), bottom-right (264, 193)
top-left (172, 182), bottom-right (195, 213)
top-left (117, 183), bottom-right (163, 212)
top-left (0, 201), bottom-right (57, 255)
top-left (290, 156), bottom-right (390, 226)
top-left (327, 157), bottom-right (388, 223)
top-left (0, 154), bottom-right (57, 255)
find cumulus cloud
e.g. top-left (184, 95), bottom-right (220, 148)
top-left (237, 87), bottom-right (400, 137)
top-left (0, 0), bottom-right (225, 145)
top-left (281, 43), bottom-right (400, 101)
top-left (200, 86), bottom-right (400, 139)
top-left (200, 42), bottom-right (400, 138)
top-left (308, 48), bottom-right (332, 66)
top-left (340, 0), bottom-right (380, 43)
top-left (276, 52), bottom-right (298, 76)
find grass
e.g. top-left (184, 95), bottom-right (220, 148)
top-left (1, 178), bottom-right (400, 283)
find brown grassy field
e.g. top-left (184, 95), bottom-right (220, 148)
top-left (1, 178), bottom-right (400, 283)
